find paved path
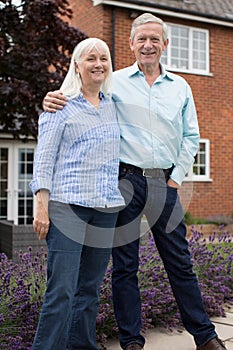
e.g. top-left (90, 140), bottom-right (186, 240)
top-left (104, 308), bottom-right (233, 349)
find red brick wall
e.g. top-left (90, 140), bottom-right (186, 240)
top-left (184, 24), bottom-right (233, 218)
top-left (68, 0), bottom-right (114, 44)
top-left (113, 8), bottom-right (135, 69)
top-left (68, 1), bottom-right (233, 220)
top-left (68, 0), bottom-right (103, 37)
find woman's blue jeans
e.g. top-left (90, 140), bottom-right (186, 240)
top-left (112, 169), bottom-right (217, 349)
top-left (32, 201), bottom-right (118, 350)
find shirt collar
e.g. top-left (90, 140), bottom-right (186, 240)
top-left (127, 62), bottom-right (141, 77)
top-left (128, 62), bottom-right (174, 81)
top-left (160, 63), bottom-right (174, 81)
top-left (78, 91), bottom-right (105, 100)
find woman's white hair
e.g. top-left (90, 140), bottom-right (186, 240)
top-left (60, 38), bottom-right (112, 98)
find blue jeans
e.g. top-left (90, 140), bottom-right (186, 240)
top-left (32, 201), bottom-right (118, 350)
top-left (112, 168), bottom-right (217, 349)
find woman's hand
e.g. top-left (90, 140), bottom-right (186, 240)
top-left (33, 190), bottom-right (50, 240)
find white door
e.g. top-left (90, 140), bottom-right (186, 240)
top-left (0, 141), bottom-right (36, 225)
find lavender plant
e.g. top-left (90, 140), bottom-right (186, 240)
top-left (96, 228), bottom-right (233, 343)
top-left (0, 247), bottom-right (47, 350)
top-left (0, 229), bottom-right (232, 349)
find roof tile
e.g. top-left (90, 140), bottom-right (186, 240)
top-left (119, 0), bottom-right (233, 21)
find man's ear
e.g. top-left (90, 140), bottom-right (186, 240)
top-left (163, 38), bottom-right (169, 52)
top-left (129, 37), bottom-right (134, 52)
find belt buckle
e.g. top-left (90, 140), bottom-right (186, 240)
top-left (142, 169), bottom-right (152, 178)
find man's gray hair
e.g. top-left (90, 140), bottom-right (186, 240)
top-left (130, 13), bottom-right (168, 41)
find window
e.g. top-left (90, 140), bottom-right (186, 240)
top-left (161, 24), bottom-right (209, 75)
top-left (0, 148), bottom-right (8, 221)
top-left (185, 139), bottom-right (211, 181)
top-left (0, 142), bottom-right (36, 225)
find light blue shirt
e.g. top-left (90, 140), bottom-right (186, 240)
top-left (30, 93), bottom-right (124, 208)
top-left (112, 62), bottom-right (200, 185)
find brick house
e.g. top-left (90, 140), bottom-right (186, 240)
top-left (68, 0), bottom-right (233, 219)
top-left (0, 0), bottom-right (232, 257)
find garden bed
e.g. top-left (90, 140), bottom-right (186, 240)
top-left (0, 229), bottom-right (232, 349)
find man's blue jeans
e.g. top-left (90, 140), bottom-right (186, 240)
top-left (32, 201), bottom-right (118, 350)
top-left (112, 169), bottom-right (217, 349)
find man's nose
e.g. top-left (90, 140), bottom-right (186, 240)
top-left (144, 39), bottom-right (153, 48)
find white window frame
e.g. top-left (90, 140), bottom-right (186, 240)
top-left (161, 23), bottom-right (210, 76)
top-left (0, 140), bottom-right (36, 225)
top-left (184, 139), bottom-right (212, 182)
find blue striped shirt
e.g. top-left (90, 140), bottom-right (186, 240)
top-left (30, 93), bottom-right (124, 208)
top-left (112, 63), bottom-right (200, 185)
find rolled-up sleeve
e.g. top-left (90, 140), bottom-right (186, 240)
top-left (30, 111), bottom-right (64, 194)
top-left (170, 84), bottom-right (200, 185)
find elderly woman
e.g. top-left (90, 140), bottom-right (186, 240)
top-left (30, 38), bottom-right (124, 350)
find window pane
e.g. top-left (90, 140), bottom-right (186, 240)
top-left (200, 41), bottom-right (206, 50)
top-left (1, 163), bottom-right (8, 179)
top-left (171, 48), bottom-right (178, 57)
top-left (200, 153), bottom-right (205, 164)
top-left (161, 52), bottom-right (167, 65)
top-left (181, 38), bottom-right (188, 47)
top-left (0, 148), bottom-right (8, 161)
top-left (17, 148), bottom-right (34, 225)
top-left (180, 60), bottom-right (188, 69)
top-left (0, 148), bottom-right (8, 220)
top-left (192, 30), bottom-right (207, 70)
top-left (193, 165), bottom-right (198, 175)
top-left (181, 49), bottom-right (188, 59)
top-left (26, 216), bottom-right (33, 225)
top-left (171, 58), bottom-right (179, 68)
top-left (26, 150), bottom-right (34, 162)
top-left (18, 218), bottom-right (24, 225)
top-left (199, 142), bottom-right (206, 151)
top-left (27, 162), bottom-right (33, 174)
top-left (200, 166), bottom-right (206, 175)
top-left (181, 27), bottom-right (188, 36)
top-left (170, 25), bottom-right (189, 69)
top-left (0, 181), bottom-right (7, 195)
top-left (0, 200), bottom-right (7, 217)
top-left (18, 199), bottom-right (25, 215)
top-left (172, 37), bottom-right (179, 46)
top-left (172, 26), bottom-right (178, 35)
top-left (27, 201), bottom-right (33, 217)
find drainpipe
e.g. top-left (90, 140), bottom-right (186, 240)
top-left (111, 6), bottom-right (116, 71)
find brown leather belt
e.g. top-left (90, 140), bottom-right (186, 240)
top-left (120, 162), bottom-right (173, 180)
